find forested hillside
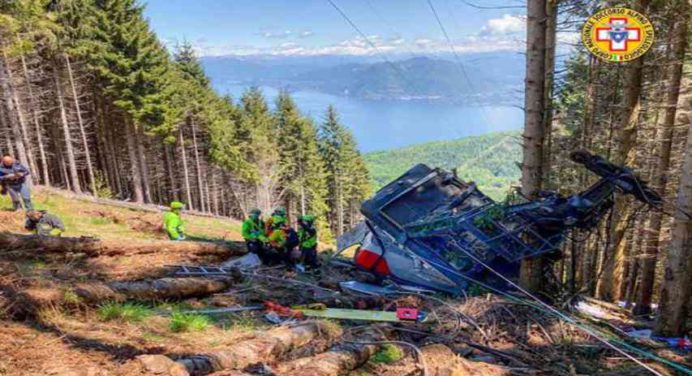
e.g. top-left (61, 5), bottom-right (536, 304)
top-left (0, 0), bottom-right (370, 240)
top-left (365, 132), bottom-right (520, 200)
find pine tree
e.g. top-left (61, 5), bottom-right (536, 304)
top-left (318, 105), bottom-right (371, 237)
top-left (238, 87), bottom-right (279, 213)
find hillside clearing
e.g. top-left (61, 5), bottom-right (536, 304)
top-left (0, 188), bottom-right (685, 375)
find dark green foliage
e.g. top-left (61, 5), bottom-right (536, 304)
top-left (365, 132), bottom-right (521, 200)
top-left (318, 106), bottom-right (371, 236)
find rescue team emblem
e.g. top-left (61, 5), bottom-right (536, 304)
top-left (581, 7), bottom-right (654, 63)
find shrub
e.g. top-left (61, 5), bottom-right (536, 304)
top-left (370, 344), bottom-right (404, 364)
top-left (97, 302), bottom-right (152, 322)
top-left (169, 313), bottom-right (210, 332)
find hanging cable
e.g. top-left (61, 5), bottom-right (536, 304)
top-left (425, 0), bottom-right (494, 125)
top-left (458, 0), bottom-right (525, 10)
top-left (325, 0), bottom-right (422, 95)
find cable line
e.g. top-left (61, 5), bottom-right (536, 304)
top-left (458, 0), bottom-right (525, 10)
top-left (425, 0), bottom-right (493, 125)
top-left (325, 0), bottom-right (422, 96)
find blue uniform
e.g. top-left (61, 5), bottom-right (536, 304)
top-left (0, 161), bottom-right (33, 210)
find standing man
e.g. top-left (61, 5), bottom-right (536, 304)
top-left (242, 208), bottom-right (266, 259)
top-left (163, 201), bottom-right (186, 240)
top-left (0, 155), bottom-right (33, 211)
top-left (297, 215), bottom-right (319, 269)
top-left (25, 210), bottom-right (65, 236)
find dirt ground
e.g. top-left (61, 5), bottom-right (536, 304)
top-left (0, 190), bottom-right (688, 376)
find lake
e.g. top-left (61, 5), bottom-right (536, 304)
top-left (216, 83), bottom-right (524, 152)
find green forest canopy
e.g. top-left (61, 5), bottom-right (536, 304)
top-left (364, 131), bottom-right (521, 200)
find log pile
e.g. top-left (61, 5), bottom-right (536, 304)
top-left (175, 322), bottom-right (337, 375)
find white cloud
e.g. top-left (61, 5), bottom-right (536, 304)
top-left (259, 30), bottom-right (293, 39)
top-left (389, 37), bottom-right (405, 46)
top-left (481, 14), bottom-right (525, 35)
top-left (298, 30), bottom-right (314, 38)
top-left (190, 29), bottom-right (529, 57)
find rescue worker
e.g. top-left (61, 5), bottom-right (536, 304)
top-left (0, 155), bottom-right (33, 211)
top-left (265, 207), bottom-right (287, 234)
top-left (265, 214), bottom-right (287, 265)
top-left (25, 210), bottom-right (65, 236)
top-left (163, 201), bottom-right (186, 240)
top-left (297, 215), bottom-right (319, 269)
top-left (242, 208), bottom-right (266, 259)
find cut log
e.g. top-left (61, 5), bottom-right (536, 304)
top-left (176, 322), bottom-right (337, 375)
top-left (421, 344), bottom-right (511, 376)
top-left (74, 277), bottom-right (237, 303)
top-left (274, 329), bottom-right (382, 376)
top-left (0, 232), bottom-right (239, 258)
top-left (11, 277), bottom-right (237, 316)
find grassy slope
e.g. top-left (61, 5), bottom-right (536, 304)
top-left (0, 187), bottom-right (241, 241)
top-left (364, 131), bottom-right (522, 200)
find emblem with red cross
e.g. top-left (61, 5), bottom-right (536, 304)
top-left (596, 17), bottom-right (641, 52)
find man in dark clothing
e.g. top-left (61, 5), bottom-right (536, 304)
top-left (25, 210), bottom-right (65, 236)
top-left (0, 155), bottom-right (33, 211)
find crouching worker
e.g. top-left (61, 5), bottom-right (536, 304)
top-left (298, 215), bottom-right (319, 269)
top-left (242, 208), bottom-right (266, 259)
top-left (163, 201), bottom-right (186, 240)
top-left (25, 210), bottom-right (65, 236)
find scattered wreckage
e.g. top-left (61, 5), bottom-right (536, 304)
top-left (336, 150), bottom-right (662, 295)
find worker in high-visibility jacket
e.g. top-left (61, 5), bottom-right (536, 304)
top-left (266, 213), bottom-right (300, 265)
top-left (265, 214), bottom-right (287, 265)
top-left (298, 215), bottom-right (319, 269)
top-left (264, 207), bottom-right (287, 234)
top-left (163, 201), bottom-right (186, 240)
top-left (25, 210), bottom-right (65, 236)
top-left (242, 208), bottom-right (266, 259)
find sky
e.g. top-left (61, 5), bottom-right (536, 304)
top-left (142, 0), bottom-right (534, 57)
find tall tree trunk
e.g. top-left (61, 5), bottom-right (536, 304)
top-left (210, 170), bottom-right (219, 215)
top-left (135, 123), bottom-right (152, 203)
top-left (53, 66), bottom-right (82, 193)
top-left (163, 142), bottom-right (177, 201)
top-left (519, 0), bottom-right (551, 293)
top-left (654, 114), bottom-right (691, 336)
top-left (19, 52), bottom-right (49, 185)
top-left (335, 172), bottom-right (344, 237)
top-left (636, 7), bottom-right (688, 316)
top-left (125, 118), bottom-right (144, 203)
top-left (179, 127), bottom-right (193, 209)
top-left (0, 52), bottom-right (31, 176)
top-left (598, 0), bottom-right (651, 302)
top-left (190, 117), bottom-right (206, 212)
top-left (65, 54), bottom-right (96, 195)
top-left (542, 0), bottom-right (557, 189)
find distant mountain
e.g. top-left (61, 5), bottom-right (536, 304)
top-left (364, 131), bottom-right (521, 200)
top-left (201, 53), bottom-right (524, 105)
